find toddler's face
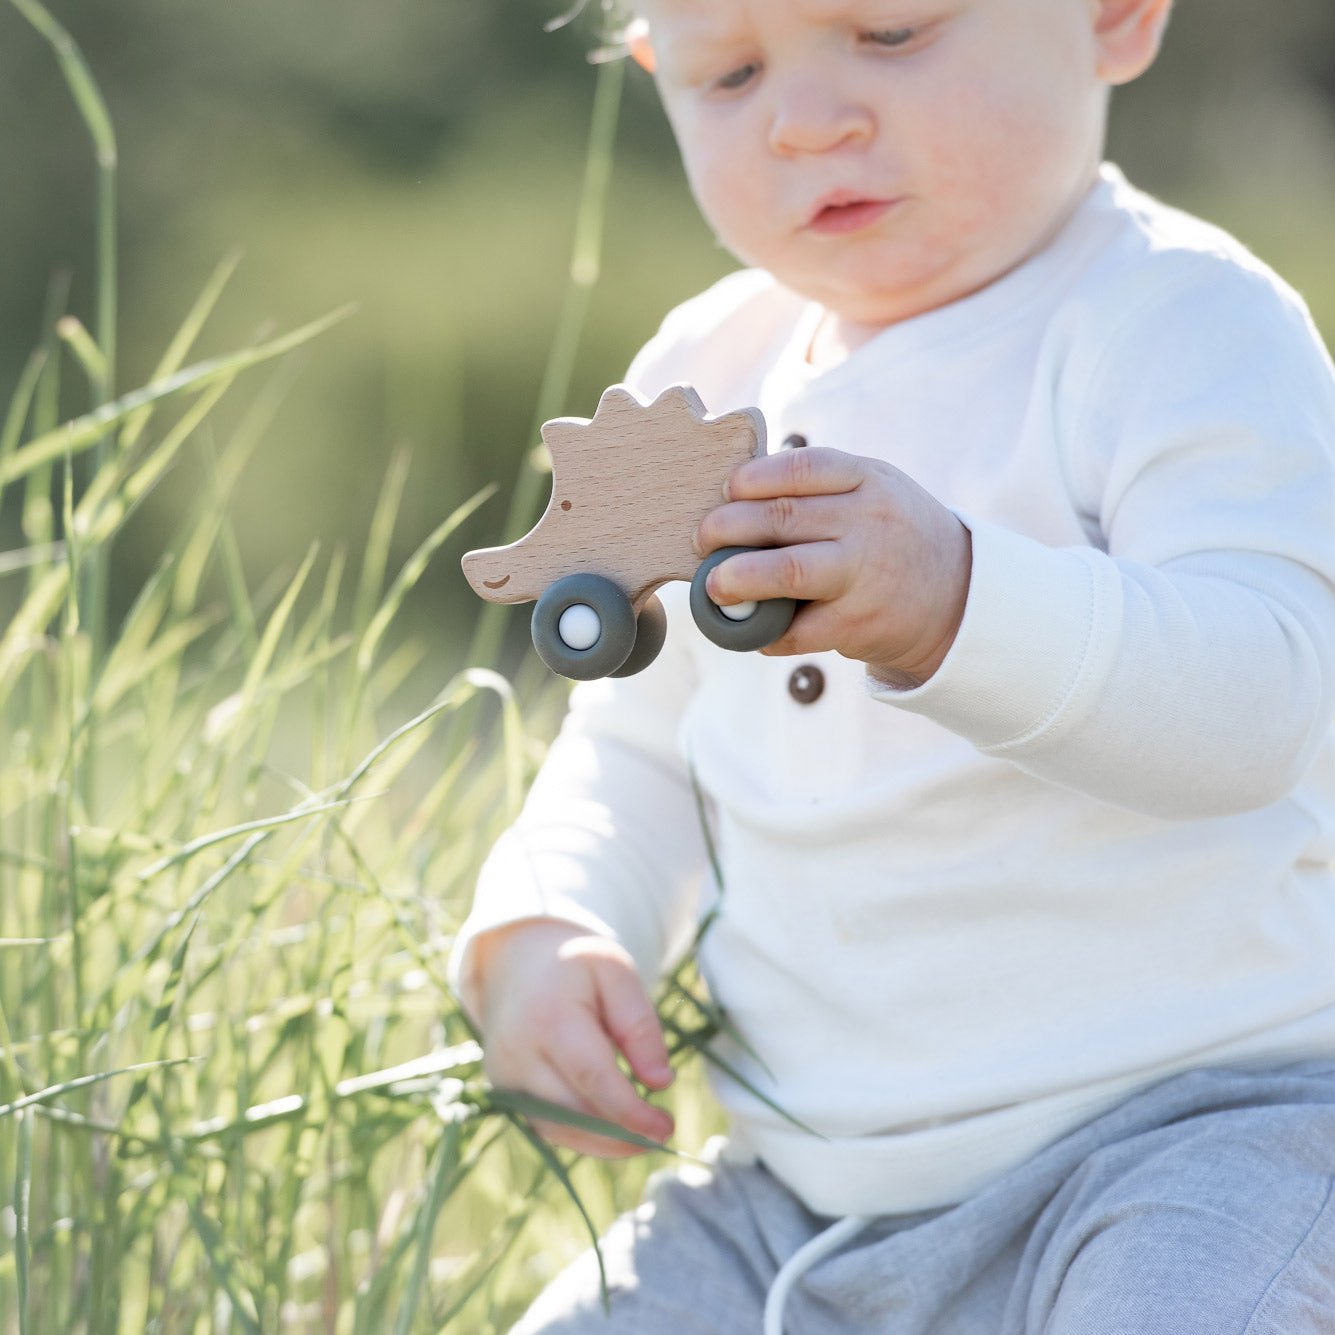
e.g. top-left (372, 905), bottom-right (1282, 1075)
top-left (636, 0), bottom-right (1115, 328)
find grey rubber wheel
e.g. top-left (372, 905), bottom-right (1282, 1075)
top-left (690, 546), bottom-right (797, 652)
top-left (609, 592), bottom-right (668, 678)
top-left (532, 573), bottom-right (636, 680)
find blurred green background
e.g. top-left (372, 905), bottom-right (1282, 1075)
top-left (2, 0), bottom-right (1334, 678)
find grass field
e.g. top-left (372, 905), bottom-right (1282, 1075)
top-left (0, 304), bottom-right (720, 1326)
top-left (0, 6), bottom-right (723, 1330)
top-left (0, 253), bottom-right (670, 1332)
top-left (0, 370), bottom-right (715, 1332)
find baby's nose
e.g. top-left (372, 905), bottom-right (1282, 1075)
top-left (767, 83), bottom-right (873, 156)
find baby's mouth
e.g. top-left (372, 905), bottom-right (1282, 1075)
top-left (806, 193), bottom-right (898, 236)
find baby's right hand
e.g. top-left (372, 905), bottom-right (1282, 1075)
top-left (470, 919), bottom-right (675, 1158)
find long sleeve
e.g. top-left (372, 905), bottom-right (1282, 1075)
top-left (444, 280), bottom-right (766, 1010)
top-left (874, 260), bottom-right (1335, 818)
top-left (448, 583), bottom-right (708, 1007)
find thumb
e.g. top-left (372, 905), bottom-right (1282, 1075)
top-left (591, 955), bottom-right (674, 1090)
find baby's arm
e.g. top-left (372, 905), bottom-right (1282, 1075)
top-left (697, 269), bottom-right (1335, 817)
top-left (450, 585), bottom-right (706, 1155)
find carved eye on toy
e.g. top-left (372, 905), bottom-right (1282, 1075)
top-left (460, 384), bottom-right (797, 680)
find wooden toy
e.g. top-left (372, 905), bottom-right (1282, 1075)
top-left (461, 383), bottom-right (797, 680)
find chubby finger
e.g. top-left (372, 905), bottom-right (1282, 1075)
top-left (704, 540), bottom-right (847, 608)
top-left (755, 600), bottom-right (853, 659)
top-left (541, 1008), bottom-right (675, 1147)
top-left (518, 1064), bottom-right (660, 1159)
top-left (487, 1039), bottom-right (637, 1157)
top-left (724, 446), bottom-right (865, 502)
top-left (695, 491), bottom-right (851, 559)
top-left (591, 955), bottom-right (674, 1091)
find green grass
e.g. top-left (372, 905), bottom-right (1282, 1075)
top-left (0, 4), bottom-right (732, 1330)
top-left (0, 289), bottom-right (555, 1329)
top-left (0, 313), bottom-right (719, 1326)
top-left (0, 310), bottom-right (723, 1324)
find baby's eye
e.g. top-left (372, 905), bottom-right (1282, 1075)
top-left (715, 62), bottom-right (761, 91)
top-left (861, 28), bottom-right (917, 48)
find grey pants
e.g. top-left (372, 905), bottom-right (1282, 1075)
top-left (514, 1061), bottom-right (1335, 1333)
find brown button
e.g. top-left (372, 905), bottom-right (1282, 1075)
top-left (782, 433), bottom-right (809, 450)
top-left (788, 664), bottom-right (825, 704)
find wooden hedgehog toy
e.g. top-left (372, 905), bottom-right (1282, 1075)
top-left (461, 383), bottom-right (797, 680)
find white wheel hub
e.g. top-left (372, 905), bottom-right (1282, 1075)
top-left (558, 603), bottom-right (602, 650)
top-left (719, 600), bottom-right (758, 622)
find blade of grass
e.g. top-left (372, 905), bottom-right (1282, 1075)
top-left (14, 1108), bottom-right (33, 1335)
top-left (0, 543), bottom-right (65, 578)
top-left (0, 565), bottom-right (69, 714)
top-left (484, 1087), bottom-right (691, 1158)
top-left (76, 377), bottom-right (234, 552)
top-left (10, 0), bottom-right (119, 674)
top-left (0, 347), bottom-right (47, 470)
top-left (396, 734), bottom-right (479, 851)
top-left (134, 795), bottom-right (361, 884)
top-left (149, 1093), bottom-right (263, 1335)
top-left (355, 484), bottom-right (495, 678)
top-left (222, 541), bottom-right (319, 753)
top-left (0, 1058), bottom-right (191, 1119)
top-left (358, 1122), bottom-right (512, 1334)
top-left (660, 1015), bottom-right (823, 1138)
top-left (332, 680), bottom-right (478, 803)
top-left (120, 248), bottom-right (243, 449)
top-left (332, 1043), bottom-right (483, 1099)
top-left (127, 828), bottom-right (275, 971)
top-left (0, 305), bottom-right (355, 489)
top-left (391, 1121), bottom-right (459, 1335)
top-left (0, 993), bottom-right (30, 1107)
top-left (93, 612), bottom-right (218, 716)
top-left (353, 445), bottom-right (411, 639)
top-left (660, 979), bottom-right (773, 1079)
top-left (508, 1116), bottom-right (612, 1315)
top-left (56, 314), bottom-right (107, 389)
top-left (19, 269), bottom-right (71, 555)
top-left (7, 0), bottom-right (116, 405)
top-left (172, 353), bottom-right (308, 626)
top-left (432, 1194), bottom-right (536, 1329)
top-left (88, 556), bottom-right (174, 696)
top-left (119, 910), bottom-right (202, 1129)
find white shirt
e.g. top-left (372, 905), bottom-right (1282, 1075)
top-left (450, 165), bottom-right (1335, 1217)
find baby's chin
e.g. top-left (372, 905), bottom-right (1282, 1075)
top-left (790, 232), bottom-right (1051, 330)
top-left (796, 271), bottom-right (989, 331)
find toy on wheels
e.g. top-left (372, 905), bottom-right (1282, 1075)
top-left (461, 383), bottom-right (797, 681)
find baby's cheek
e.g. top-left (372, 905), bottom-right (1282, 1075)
top-left (950, 109), bottom-right (1077, 259)
top-left (674, 106), bottom-right (757, 196)
top-left (684, 147), bottom-right (754, 228)
top-left (935, 57), bottom-right (1068, 191)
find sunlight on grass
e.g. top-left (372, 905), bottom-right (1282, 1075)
top-left (0, 4), bottom-right (727, 1330)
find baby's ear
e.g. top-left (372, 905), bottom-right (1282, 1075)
top-left (624, 17), bottom-right (656, 74)
top-left (1092, 0), bottom-right (1173, 86)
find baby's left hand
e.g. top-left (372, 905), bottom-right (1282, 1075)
top-left (693, 446), bottom-right (972, 686)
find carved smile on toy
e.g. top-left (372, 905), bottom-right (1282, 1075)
top-left (460, 384), bottom-right (797, 680)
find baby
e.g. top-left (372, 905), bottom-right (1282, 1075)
top-left (452, 0), bottom-right (1335, 1329)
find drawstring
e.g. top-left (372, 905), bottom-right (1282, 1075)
top-left (763, 1214), bottom-right (873, 1335)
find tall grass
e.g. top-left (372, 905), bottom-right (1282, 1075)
top-left (0, 3), bottom-right (733, 1330)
